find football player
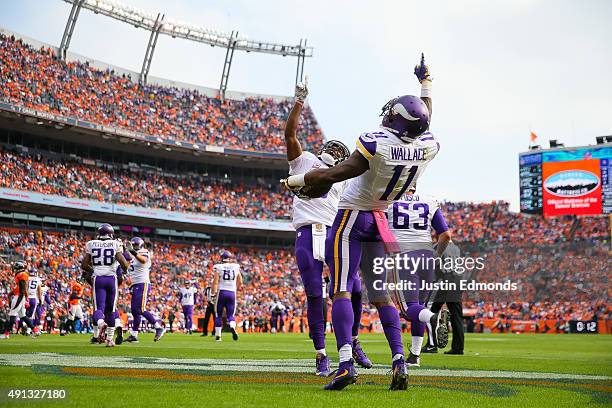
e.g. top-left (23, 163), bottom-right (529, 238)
top-left (6, 261), bottom-right (38, 338)
top-left (26, 269), bottom-right (42, 335)
top-left (67, 281), bottom-right (84, 333)
top-left (178, 280), bottom-right (198, 334)
top-left (81, 224), bottom-right (130, 347)
top-left (282, 54), bottom-right (442, 391)
top-left (284, 77), bottom-right (371, 376)
top-left (212, 251), bottom-right (242, 342)
top-left (125, 237), bottom-right (166, 343)
top-left (387, 188), bottom-right (452, 368)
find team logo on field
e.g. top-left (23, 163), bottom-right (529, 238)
top-left (543, 170), bottom-right (599, 197)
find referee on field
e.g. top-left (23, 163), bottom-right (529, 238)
top-left (424, 241), bottom-right (465, 354)
top-left (201, 285), bottom-right (216, 336)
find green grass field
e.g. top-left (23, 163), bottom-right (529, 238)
top-left (0, 332), bottom-right (610, 407)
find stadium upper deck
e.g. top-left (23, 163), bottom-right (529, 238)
top-left (0, 30), bottom-right (325, 160)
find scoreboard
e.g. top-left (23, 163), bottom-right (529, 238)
top-left (519, 144), bottom-right (612, 216)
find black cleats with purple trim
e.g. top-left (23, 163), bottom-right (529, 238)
top-left (352, 338), bottom-right (372, 369)
top-left (126, 335), bottom-right (139, 343)
top-left (389, 357), bottom-right (408, 391)
top-left (324, 359), bottom-right (357, 391)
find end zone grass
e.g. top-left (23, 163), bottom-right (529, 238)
top-left (0, 333), bottom-right (610, 407)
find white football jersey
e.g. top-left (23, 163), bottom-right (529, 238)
top-left (340, 129), bottom-right (439, 210)
top-left (129, 248), bottom-right (152, 284)
top-left (179, 287), bottom-right (197, 306)
top-left (27, 276), bottom-right (41, 298)
top-left (85, 239), bottom-right (124, 277)
top-left (388, 194), bottom-right (443, 251)
top-left (289, 151), bottom-right (345, 228)
top-left (213, 263), bottom-right (241, 293)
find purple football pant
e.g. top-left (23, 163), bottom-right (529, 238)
top-left (214, 290), bottom-right (236, 327)
top-left (92, 275), bottom-right (118, 327)
top-left (35, 303), bottom-right (44, 326)
top-left (26, 298), bottom-right (38, 320)
top-left (131, 283), bottom-right (157, 332)
top-left (392, 249), bottom-right (435, 337)
top-left (326, 209), bottom-right (403, 358)
top-left (182, 305), bottom-right (194, 330)
top-left (296, 224), bottom-right (363, 351)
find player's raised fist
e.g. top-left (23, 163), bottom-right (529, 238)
top-left (295, 75), bottom-right (309, 103)
top-left (414, 53), bottom-right (431, 83)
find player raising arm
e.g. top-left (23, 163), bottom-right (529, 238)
top-left (284, 78), bottom-right (372, 375)
top-left (282, 54), bottom-right (443, 392)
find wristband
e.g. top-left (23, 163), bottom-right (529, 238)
top-left (420, 79), bottom-right (432, 98)
top-left (287, 174), bottom-right (306, 187)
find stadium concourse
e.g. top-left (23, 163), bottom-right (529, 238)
top-left (0, 30), bottom-right (610, 336)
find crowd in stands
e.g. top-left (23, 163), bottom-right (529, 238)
top-left (0, 149), bottom-right (292, 221)
top-left (0, 34), bottom-right (324, 154)
top-left (0, 228), bottom-right (304, 333)
top-left (3, 148), bottom-right (610, 245)
top-left (0, 222), bottom-right (608, 334)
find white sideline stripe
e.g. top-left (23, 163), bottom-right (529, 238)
top-left (0, 354), bottom-right (609, 381)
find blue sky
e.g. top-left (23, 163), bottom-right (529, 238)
top-left (1, 0), bottom-right (611, 210)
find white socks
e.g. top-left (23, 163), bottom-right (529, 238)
top-left (392, 353), bottom-right (404, 362)
top-left (229, 321), bottom-right (236, 330)
top-left (115, 318), bottom-right (122, 328)
top-left (215, 327), bottom-right (222, 337)
top-left (338, 344), bottom-right (352, 363)
top-left (93, 326), bottom-right (99, 337)
top-left (97, 319), bottom-right (105, 327)
top-left (412, 336), bottom-right (424, 356)
top-left (106, 326), bottom-right (115, 337)
top-left (418, 309), bottom-right (434, 323)
top-left (131, 330), bottom-right (139, 337)
top-left (316, 348), bottom-right (327, 356)
top-left (154, 321), bottom-right (162, 329)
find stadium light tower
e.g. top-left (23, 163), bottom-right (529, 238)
top-left (60, 0), bottom-right (313, 96)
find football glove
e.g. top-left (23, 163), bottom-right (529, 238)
top-left (414, 52), bottom-right (432, 83)
top-left (295, 75), bottom-right (309, 103)
top-left (280, 178), bottom-right (311, 200)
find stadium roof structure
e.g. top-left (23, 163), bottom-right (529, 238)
top-left (59, 0), bottom-right (313, 97)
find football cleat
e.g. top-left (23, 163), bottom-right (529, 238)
top-left (444, 349), bottom-right (464, 355)
top-left (115, 328), bottom-right (123, 345)
top-left (105, 339), bottom-right (115, 348)
top-left (90, 336), bottom-right (98, 344)
top-left (125, 335), bottom-right (139, 343)
top-left (406, 351), bottom-right (420, 368)
top-left (323, 359), bottom-right (357, 391)
top-left (154, 327), bottom-right (166, 342)
top-left (315, 353), bottom-right (332, 377)
top-left (98, 323), bottom-right (108, 344)
top-left (389, 357), bottom-right (408, 391)
top-left (231, 328), bottom-right (238, 341)
top-left (215, 336), bottom-right (222, 342)
top-left (422, 344), bottom-right (438, 353)
top-left (430, 309), bottom-right (450, 349)
top-left (352, 338), bottom-right (372, 369)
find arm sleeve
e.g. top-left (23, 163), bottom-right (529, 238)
top-left (431, 208), bottom-right (449, 234)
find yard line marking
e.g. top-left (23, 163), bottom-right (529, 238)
top-left (0, 354), bottom-right (609, 381)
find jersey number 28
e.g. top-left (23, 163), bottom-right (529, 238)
top-left (92, 248), bottom-right (115, 266)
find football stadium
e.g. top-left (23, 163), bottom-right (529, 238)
top-left (0, 1), bottom-right (610, 407)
